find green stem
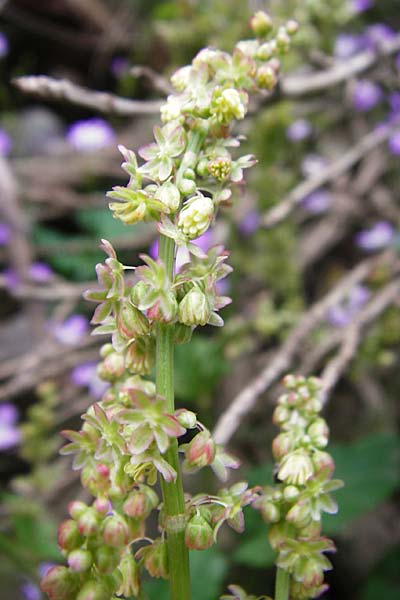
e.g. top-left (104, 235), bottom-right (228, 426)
top-left (275, 567), bottom-right (290, 600)
top-left (156, 129), bottom-right (206, 600)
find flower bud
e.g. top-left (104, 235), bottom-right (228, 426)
top-left (259, 500), bottom-right (280, 523)
top-left (276, 28), bottom-right (291, 53)
top-left (211, 88), bottom-right (248, 124)
top-left (286, 20), bottom-right (299, 36)
top-left (123, 486), bottom-right (159, 519)
top-left (278, 449), bottom-right (314, 485)
top-left (283, 485), bottom-right (300, 501)
top-left (272, 405), bottom-right (290, 426)
top-left (208, 157), bottom-right (231, 181)
top-left (256, 42), bottom-right (275, 60)
top-left (102, 514), bottom-right (130, 547)
top-left (125, 337), bottom-right (154, 375)
top-left (286, 501), bottom-right (311, 526)
top-left (68, 501), bottom-right (87, 521)
top-left (155, 181), bottom-right (180, 212)
top-left (178, 288), bottom-right (211, 326)
top-left (97, 352), bottom-right (125, 382)
top-left (312, 450), bottom-right (335, 477)
top-left (178, 178), bottom-right (197, 196)
top-left (185, 513), bottom-right (214, 550)
top-left (67, 549), bottom-right (92, 572)
top-left (77, 508), bottom-right (99, 537)
top-left (94, 496), bottom-right (111, 516)
top-left (118, 552), bottom-right (140, 597)
top-left (40, 566), bottom-right (78, 600)
top-left (118, 302), bottom-right (149, 339)
top-left (178, 193), bottom-right (214, 239)
top-left (138, 538), bottom-right (169, 579)
top-left (184, 430), bottom-right (216, 469)
top-left (272, 432), bottom-right (293, 460)
top-left (256, 65), bottom-right (277, 90)
top-left (171, 65), bottom-right (192, 91)
top-left (95, 546), bottom-right (120, 574)
top-left (250, 11), bottom-right (273, 37)
top-left (100, 343), bottom-right (114, 358)
top-left (174, 322), bottom-right (193, 344)
top-left (268, 521), bottom-right (296, 551)
top-left (175, 408), bottom-right (197, 429)
top-left (76, 581), bottom-right (109, 600)
top-left (307, 418), bottom-right (329, 448)
top-left (58, 519), bottom-right (82, 552)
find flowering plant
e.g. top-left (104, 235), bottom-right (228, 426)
top-left (40, 11), bottom-right (342, 600)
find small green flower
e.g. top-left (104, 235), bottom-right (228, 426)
top-left (139, 122), bottom-right (186, 181)
top-left (178, 192), bottom-right (214, 239)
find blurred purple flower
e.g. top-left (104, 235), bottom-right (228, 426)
top-left (239, 209), bottom-right (260, 236)
top-left (351, 0), bottom-right (374, 12)
top-left (286, 119), bottom-right (312, 142)
top-left (388, 131), bottom-right (400, 156)
top-left (0, 403), bottom-right (20, 451)
top-left (111, 56), bottom-right (129, 78)
top-left (301, 154), bottom-right (328, 179)
top-left (66, 118), bottom-right (115, 152)
top-left (150, 230), bottom-right (214, 271)
top-left (21, 582), bottom-right (40, 600)
top-left (38, 563), bottom-right (56, 579)
top-left (0, 222), bottom-right (11, 246)
top-left (302, 189), bottom-right (332, 214)
top-left (53, 314), bottom-right (88, 345)
top-left (71, 362), bottom-right (108, 399)
top-left (334, 33), bottom-right (364, 59)
top-left (0, 128), bottom-right (12, 155)
top-left (0, 32), bottom-right (8, 58)
top-left (355, 221), bottom-right (395, 251)
top-left (327, 284), bottom-right (370, 328)
top-left (365, 24), bottom-right (396, 49)
top-left (29, 261), bottom-right (54, 282)
top-left (396, 53), bottom-right (400, 71)
top-left (352, 79), bottom-right (382, 112)
top-left (2, 268), bottom-right (19, 290)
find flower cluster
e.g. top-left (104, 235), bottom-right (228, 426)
top-left (253, 376), bottom-right (343, 600)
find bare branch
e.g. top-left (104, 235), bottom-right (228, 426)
top-left (12, 76), bottom-right (162, 116)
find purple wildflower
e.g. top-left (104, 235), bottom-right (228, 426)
top-left (0, 222), bottom-right (11, 246)
top-left (327, 284), bottom-right (370, 328)
top-left (111, 56), bottom-right (129, 78)
top-left (29, 261), bottom-right (54, 282)
top-left (239, 209), bottom-right (260, 236)
top-left (351, 0), bottom-right (374, 13)
top-left (53, 314), bottom-right (88, 345)
top-left (66, 118), bottom-right (115, 152)
top-left (2, 268), bottom-right (19, 290)
top-left (71, 362), bottom-right (108, 399)
top-left (0, 32), bottom-right (8, 58)
top-left (365, 24), bottom-right (396, 50)
top-left (352, 80), bottom-right (382, 112)
top-left (388, 132), bottom-right (400, 156)
top-left (21, 582), bottom-right (40, 600)
top-left (396, 53), bottom-right (400, 71)
top-left (0, 403), bottom-right (20, 451)
top-left (0, 128), bottom-right (12, 155)
top-left (302, 190), bottom-right (332, 214)
top-left (355, 221), bottom-right (395, 251)
top-left (286, 119), bottom-right (312, 142)
top-left (301, 154), bottom-right (328, 179)
top-left (334, 33), bottom-right (364, 59)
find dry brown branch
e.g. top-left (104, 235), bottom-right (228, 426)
top-left (262, 119), bottom-right (400, 228)
top-left (130, 65), bottom-right (174, 95)
top-left (12, 76), bottom-right (163, 116)
top-left (320, 278), bottom-right (400, 401)
top-left (281, 33), bottom-right (400, 96)
top-left (213, 250), bottom-right (394, 445)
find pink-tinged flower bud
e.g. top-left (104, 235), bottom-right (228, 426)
top-left (67, 549), bottom-right (92, 572)
top-left (286, 20), bottom-right (299, 36)
top-left (307, 418), bottom-right (329, 448)
top-left (178, 193), bottom-right (214, 239)
top-left (256, 65), bottom-right (277, 90)
top-left (94, 496), bottom-right (111, 516)
top-left (118, 301), bottom-right (149, 339)
top-left (117, 552), bottom-right (140, 597)
top-left (102, 514), bottom-right (130, 547)
top-left (185, 513), bottom-right (214, 550)
top-left (99, 343), bottom-right (114, 358)
top-left (76, 580), bottom-right (109, 600)
top-left (95, 546), bottom-right (120, 574)
top-left (97, 352), bottom-right (125, 381)
top-left (68, 501), bottom-right (87, 521)
top-left (312, 450), bottom-right (335, 477)
top-left (58, 519), bottom-right (82, 552)
top-left (178, 288), bottom-right (211, 326)
top-left (184, 430), bottom-right (216, 469)
top-left (276, 27), bottom-right (291, 53)
top-left (286, 501), bottom-right (311, 527)
top-left (272, 405), bottom-right (290, 426)
top-left (250, 11), bottom-right (273, 37)
top-left (290, 581), bottom-right (329, 600)
top-left (77, 508), bottom-right (99, 537)
top-left (298, 520), bottom-right (322, 540)
top-left (174, 323), bottom-right (193, 345)
top-left (272, 432), bottom-right (293, 460)
top-left (138, 539), bottom-right (169, 579)
top-left (123, 485), bottom-right (159, 519)
top-left (278, 449), bottom-right (314, 485)
top-left (175, 408), bottom-right (197, 429)
top-left (40, 565), bottom-right (78, 600)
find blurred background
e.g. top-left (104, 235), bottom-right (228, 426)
top-left (0, 1), bottom-right (399, 599)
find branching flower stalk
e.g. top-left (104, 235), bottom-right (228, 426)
top-left (40, 11), bottom-right (342, 600)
